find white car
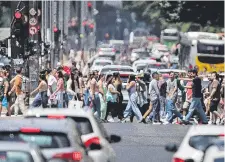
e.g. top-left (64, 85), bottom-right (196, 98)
top-left (91, 59), bottom-right (113, 71)
top-left (151, 44), bottom-right (170, 59)
top-left (25, 108), bottom-right (121, 162)
top-left (97, 44), bottom-right (116, 57)
top-left (132, 59), bottom-right (157, 72)
top-left (165, 125), bottom-right (224, 162)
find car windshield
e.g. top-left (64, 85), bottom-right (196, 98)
top-left (101, 67), bottom-right (134, 73)
top-left (0, 133), bottom-right (70, 148)
top-left (189, 135), bottom-right (223, 151)
top-left (0, 151), bottom-right (34, 162)
top-left (120, 75), bottom-right (129, 83)
top-left (148, 64), bottom-right (167, 69)
top-left (71, 117), bottom-right (93, 135)
top-left (95, 62), bottom-right (111, 66)
top-left (136, 52), bottom-right (149, 58)
top-left (136, 65), bottom-right (146, 71)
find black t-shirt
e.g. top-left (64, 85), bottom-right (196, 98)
top-left (192, 77), bottom-right (202, 98)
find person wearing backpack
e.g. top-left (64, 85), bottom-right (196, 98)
top-left (8, 67), bottom-right (26, 116)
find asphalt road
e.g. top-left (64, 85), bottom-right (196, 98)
top-left (103, 123), bottom-right (190, 162)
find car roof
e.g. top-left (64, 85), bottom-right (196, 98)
top-left (93, 59), bottom-right (113, 63)
top-left (26, 108), bottom-right (93, 119)
top-left (0, 142), bottom-right (39, 152)
top-left (101, 65), bottom-right (133, 69)
top-left (0, 118), bottom-right (78, 134)
top-left (187, 125), bottom-right (224, 136)
top-left (158, 69), bottom-right (186, 73)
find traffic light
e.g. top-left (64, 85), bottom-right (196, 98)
top-left (89, 23), bottom-right (94, 33)
top-left (87, 2), bottom-right (92, 13)
top-left (12, 10), bottom-right (24, 39)
top-left (53, 27), bottom-right (61, 42)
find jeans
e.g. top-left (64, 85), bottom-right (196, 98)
top-left (152, 98), bottom-right (160, 122)
top-left (124, 93), bottom-right (143, 121)
top-left (31, 93), bottom-right (42, 108)
top-left (185, 97), bottom-right (208, 123)
top-left (166, 99), bottom-right (183, 123)
top-left (92, 93), bottom-right (101, 119)
top-left (160, 96), bottom-right (166, 117)
top-left (40, 91), bottom-right (48, 108)
top-left (57, 92), bottom-right (64, 108)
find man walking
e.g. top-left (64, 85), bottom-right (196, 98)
top-left (8, 68), bottom-right (26, 116)
top-left (148, 72), bottom-right (161, 124)
top-left (183, 69), bottom-right (208, 124)
top-left (164, 71), bottom-right (183, 124)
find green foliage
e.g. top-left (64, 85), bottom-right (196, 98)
top-left (123, 1), bottom-right (224, 31)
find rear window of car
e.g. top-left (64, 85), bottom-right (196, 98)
top-left (101, 68), bottom-right (134, 73)
top-left (71, 117), bottom-right (93, 135)
top-left (0, 151), bottom-right (34, 162)
top-left (120, 76), bottom-right (129, 83)
top-left (94, 62), bottom-right (112, 66)
top-left (148, 64), bottom-right (167, 69)
top-left (0, 133), bottom-right (70, 148)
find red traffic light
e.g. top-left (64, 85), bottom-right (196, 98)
top-left (15, 11), bottom-right (22, 19)
top-left (89, 23), bottom-right (94, 29)
top-left (87, 2), bottom-right (92, 7)
top-left (53, 27), bottom-right (58, 32)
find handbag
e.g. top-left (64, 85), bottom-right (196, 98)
top-left (68, 94), bottom-right (82, 109)
top-left (2, 97), bottom-right (8, 108)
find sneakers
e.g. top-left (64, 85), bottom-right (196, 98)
top-left (163, 121), bottom-right (170, 125)
top-left (108, 118), bottom-right (115, 123)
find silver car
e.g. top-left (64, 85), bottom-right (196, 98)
top-left (0, 141), bottom-right (46, 162)
top-left (0, 118), bottom-right (93, 162)
top-left (25, 108), bottom-right (121, 162)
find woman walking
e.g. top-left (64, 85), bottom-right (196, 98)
top-left (98, 74), bottom-right (107, 121)
top-left (105, 76), bottom-right (120, 122)
top-left (30, 74), bottom-right (48, 108)
top-left (67, 72), bottom-right (79, 106)
top-left (51, 71), bottom-right (65, 108)
top-left (121, 74), bottom-right (143, 123)
top-left (113, 72), bottom-right (123, 120)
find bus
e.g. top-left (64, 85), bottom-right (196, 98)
top-left (160, 28), bottom-right (179, 50)
top-left (179, 32), bottom-right (224, 72)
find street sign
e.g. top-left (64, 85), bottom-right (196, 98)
top-left (29, 18), bottom-right (37, 26)
top-left (29, 8), bottom-right (37, 16)
top-left (29, 27), bottom-right (38, 35)
top-left (13, 59), bottom-right (24, 65)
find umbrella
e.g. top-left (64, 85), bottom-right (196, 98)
top-left (63, 66), bottom-right (71, 75)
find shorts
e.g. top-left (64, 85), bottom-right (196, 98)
top-left (183, 101), bottom-right (191, 110)
top-left (209, 100), bottom-right (219, 112)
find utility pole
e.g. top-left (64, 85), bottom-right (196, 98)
top-left (52, 1), bottom-right (58, 67)
top-left (58, 1), bottom-right (63, 64)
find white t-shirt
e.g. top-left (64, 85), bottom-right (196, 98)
top-left (47, 75), bottom-right (57, 96)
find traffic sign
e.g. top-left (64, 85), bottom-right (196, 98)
top-left (29, 8), bottom-right (37, 16)
top-left (29, 18), bottom-right (37, 26)
top-left (29, 27), bottom-right (38, 35)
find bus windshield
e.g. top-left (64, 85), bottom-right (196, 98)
top-left (197, 42), bottom-right (224, 55)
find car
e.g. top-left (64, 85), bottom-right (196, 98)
top-left (143, 62), bottom-right (168, 73)
top-left (132, 60), bottom-right (157, 72)
top-left (25, 108), bottom-right (121, 162)
top-left (165, 125), bottom-right (224, 162)
top-left (0, 141), bottom-right (46, 162)
top-left (97, 44), bottom-right (116, 58)
top-left (91, 59), bottom-right (113, 72)
top-left (99, 65), bottom-right (134, 75)
top-left (130, 48), bottom-right (150, 63)
top-left (157, 69), bottom-right (187, 76)
top-left (151, 44), bottom-right (170, 60)
top-left (0, 118), bottom-right (93, 162)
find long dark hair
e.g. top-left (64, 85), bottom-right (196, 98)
top-left (129, 74), bottom-right (135, 83)
top-left (57, 71), bottom-right (64, 78)
top-left (39, 74), bottom-right (47, 84)
top-left (71, 72), bottom-right (75, 92)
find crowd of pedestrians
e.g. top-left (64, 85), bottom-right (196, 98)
top-left (0, 62), bottom-right (224, 126)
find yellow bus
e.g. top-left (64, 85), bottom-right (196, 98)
top-left (179, 32), bottom-right (224, 73)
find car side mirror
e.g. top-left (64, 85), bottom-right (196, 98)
top-left (165, 143), bottom-right (178, 152)
top-left (109, 134), bottom-right (121, 143)
top-left (89, 143), bottom-right (102, 150)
